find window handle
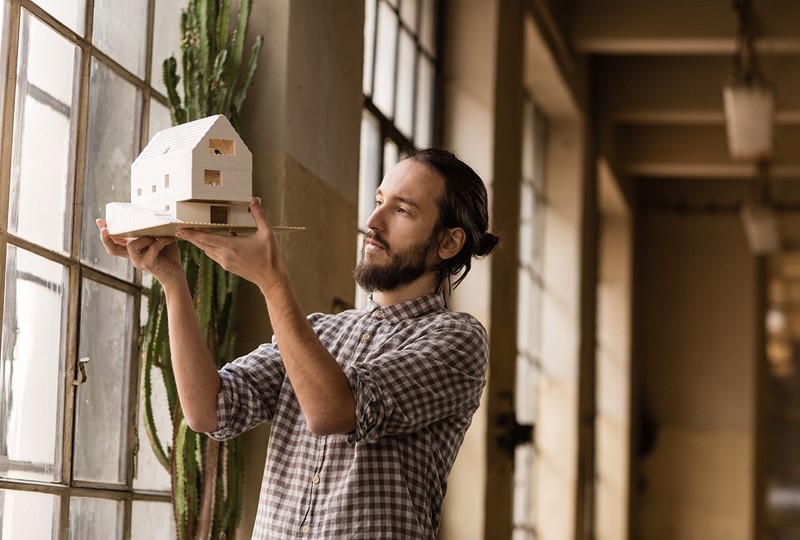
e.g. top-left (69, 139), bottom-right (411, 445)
top-left (73, 357), bottom-right (90, 386)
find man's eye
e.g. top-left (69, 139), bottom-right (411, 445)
top-left (375, 200), bottom-right (383, 207)
top-left (397, 207), bottom-right (409, 214)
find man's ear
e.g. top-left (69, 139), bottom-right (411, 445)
top-left (438, 227), bottom-right (466, 261)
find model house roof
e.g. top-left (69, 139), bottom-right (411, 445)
top-left (133, 114), bottom-right (242, 164)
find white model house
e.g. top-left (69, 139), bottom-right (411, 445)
top-left (106, 114), bottom-right (258, 236)
top-left (132, 114), bottom-right (253, 223)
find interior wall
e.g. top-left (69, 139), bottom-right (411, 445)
top-left (635, 182), bottom-right (756, 539)
top-left (536, 119), bottom-right (585, 540)
top-left (233, 2), bottom-right (363, 537)
top-left (439, 0), bottom-right (498, 538)
top-left (595, 163), bottom-right (632, 540)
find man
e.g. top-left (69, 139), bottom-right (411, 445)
top-left (97, 148), bottom-right (499, 539)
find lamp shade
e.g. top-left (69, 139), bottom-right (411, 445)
top-left (723, 82), bottom-right (775, 162)
top-left (741, 199), bottom-right (780, 255)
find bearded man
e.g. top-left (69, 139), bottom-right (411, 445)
top-left (97, 148), bottom-right (499, 539)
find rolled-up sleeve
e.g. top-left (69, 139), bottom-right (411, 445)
top-left (343, 319), bottom-right (488, 444)
top-left (206, 342), bottom-right (286, 441)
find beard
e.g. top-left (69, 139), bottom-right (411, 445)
top-left (354, 232), bottom-right (438, 292)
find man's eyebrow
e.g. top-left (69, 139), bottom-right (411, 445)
top-left (375, 189), bottom-right (421, 209)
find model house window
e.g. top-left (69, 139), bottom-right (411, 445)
top-left (210, 205), bottom-right (228, 224)
top-left (0, 0), bottom-right (183, 536)
top-left (164, 174), bottom-right (169, 188)
top-left (204, 169), bottom-right (221, 186)
top-left (357, 0), bottom-right (440, 305)
top-left (208, 138), bottom-right (235, 156)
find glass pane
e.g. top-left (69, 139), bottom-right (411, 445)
top-left (400, 0), bottom-right (418, 32)
top-left (0, 246), bottom-right (67, 483)
top-left (415, 55), bottom-right (434, 147)
top-left (358, 111), bottom-right (381, 226)
top-left (373, 1), bottom-right (397, 117)
top-left (512, 443), bottom-right (537, 539)
top-left (35, 0), bottom-right (85, 35)
top-left (516, 267), bottom-right (531, 352)
top-left (69, 497), bottom-right (123, 540)
top-left (383, 139), bottom-right (399, 176)
top-left (73, 279), bottom-right (134, 484)
top-left (0, 489), bottom-right (59, 538)
top-left (92, 0), bottom-right (148, 77)
top-left (9, 10), bottom-right (79, 253)
top-left (81, 58), bottom-right (140, 282)
top-left (149, 98), bottom-right (172, 140)
top-left (133, 333), bottom-right (172, 492)
top-left (131, 501), bottom-right (176, 540)
top-left (395, 29), bottom-right (415, 138)
top-left (419, 0), bottom-right (436, 54)
top-left (151, 0), bottom-right (185, 96)
top-left (0, 0), bottom-right (9, 138)
top-left (362, 0), bottom-right (377, 95)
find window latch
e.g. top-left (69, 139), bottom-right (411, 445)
top-left (73, 357), bottom-right (90, 386)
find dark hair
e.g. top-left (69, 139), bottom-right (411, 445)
top-left (404, 148), bottom-right (500, 291)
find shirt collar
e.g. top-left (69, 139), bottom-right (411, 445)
top-left (366, 293), bottom-right (446, 323)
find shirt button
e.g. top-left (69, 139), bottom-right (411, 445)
top-left (302, 525), bottom-right (310, 534)
top-left (361, 332), bottom-right (370, 341)
top-left (375, 310), bottom-right (384, 319)
top-left (312, 475), bottom-right (320, 484)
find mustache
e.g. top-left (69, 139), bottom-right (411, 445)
top-left (364, 232), bottom-right (389, 250)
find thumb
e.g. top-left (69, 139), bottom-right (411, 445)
top-left (250, 197), bottom-right (272, 230)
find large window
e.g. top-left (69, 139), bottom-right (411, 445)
top-left (513, 93), bottom-right (547, 540)
top-left (358, 0), bottom-right (441, 305)
top-left (0, 0), bottom-right (182, 537)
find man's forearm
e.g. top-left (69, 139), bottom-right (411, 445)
top-left (260, 274), bottom-right (356, 436)
top-left (163, 276), bottom-right (222, 433)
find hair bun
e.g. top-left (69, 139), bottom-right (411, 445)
top-left (475, 232), bottom-right (500, 257)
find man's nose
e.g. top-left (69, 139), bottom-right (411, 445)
top-left (365, 206), bottom-right (384, 231)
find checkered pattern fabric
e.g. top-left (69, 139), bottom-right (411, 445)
top-left (207, 293), bottom-right (489, 539)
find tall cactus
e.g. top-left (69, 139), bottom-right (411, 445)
top-left (143, 0), bottom-right (262, 538)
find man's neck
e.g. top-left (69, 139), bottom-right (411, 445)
top-left (371, 273), bottom-right (438, 307)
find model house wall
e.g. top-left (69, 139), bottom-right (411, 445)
top-left (130, 114), bottom-right (253, 223)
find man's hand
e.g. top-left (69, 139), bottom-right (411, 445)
top-left (96, 218), bottom-right (184, 288)
top-left (175, 198), bottom-right (287, 294)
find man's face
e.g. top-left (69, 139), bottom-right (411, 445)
top-left (354, 159), bottom-right (444, 292)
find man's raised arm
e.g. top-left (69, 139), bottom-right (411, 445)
top-left (96, 219), bottom-right (221, 432)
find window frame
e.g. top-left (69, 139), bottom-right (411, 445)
top-left (0, 0), bottom-right (175, 537)
top-left (359, 0), bottom-right (444, 229)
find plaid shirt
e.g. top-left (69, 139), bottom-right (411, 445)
top-left (207, 293), bottom-right (488, 539)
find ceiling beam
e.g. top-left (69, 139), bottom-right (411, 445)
top-left (617, 124), bottom-right (800, 179)
top-left (570, 0), bottom-right (800, 55)
top-left (595, 56), bottom-right (800, 124)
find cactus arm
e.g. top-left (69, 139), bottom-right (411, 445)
top-left (143, 342), bottom-right (171, 470)
top-left (162, 57), bottom-right (186, 125)
top-left (233, 36), bottom-right (263, 114)
top-left (195, 251), bottom-right (213, 342)
top-left (216, 0), bottom-right (231, 50)
top-left (226, 0), bottom-right (252, 90)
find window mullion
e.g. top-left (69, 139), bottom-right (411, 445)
top-left (0, 0), bottom-right (23, 359)
top-left (390, 1), bottom-right (400, 122)
top-left (61, 8), bottom-right (93, 537)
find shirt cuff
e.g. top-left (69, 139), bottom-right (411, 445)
top-left (204, 368), bottom-right (240, 441)
top-left (344, 366), bottom-right (391, 444)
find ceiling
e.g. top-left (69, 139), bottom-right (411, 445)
top-left (551, 0), bottom-right (800, 183)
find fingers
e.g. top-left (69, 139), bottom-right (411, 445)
top-left (97, 222), bottom-right (130, 258)
top-left (249, 197), bottom-right (273, 231)
top-left (176, 228), bottom-right (231, 249)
